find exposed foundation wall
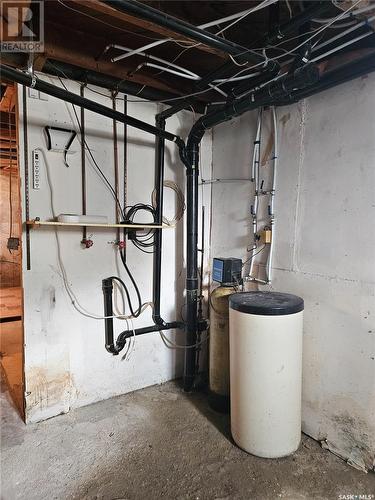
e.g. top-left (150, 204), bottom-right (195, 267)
top-left (211, 74), bottom-right (375, 471)
top-left (18, 77), bottom-right (212, 423)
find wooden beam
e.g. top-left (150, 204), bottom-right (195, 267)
top-left (71, 0), bottom-right (227, 59)
top-left (0, 85), bottom-right (17, 112)
top-left (0, 127), bottom-right (16, 141)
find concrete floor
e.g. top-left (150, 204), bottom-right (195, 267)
top-left (1, 378), bottom-right (374, 500)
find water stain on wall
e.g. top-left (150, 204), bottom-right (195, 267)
top-left (25, 366), bottom-right (73, 422)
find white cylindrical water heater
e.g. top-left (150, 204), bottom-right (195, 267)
top-left (229, 291), bottom-right (304, 458)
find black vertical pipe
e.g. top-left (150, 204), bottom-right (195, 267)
top-left (184, 144), bottom-right (199, 391)
top-left (102, 278), bottom-right (118, 354)
top-left (152, 117), bottom-right (166, 325)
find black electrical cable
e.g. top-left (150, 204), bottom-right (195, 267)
top-left (109, 267), bottom-right (143, 318)
top-left (125, 203), bottom-right (157, 253)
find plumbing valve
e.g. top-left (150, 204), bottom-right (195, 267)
top-left (81, 238), bottom-right (94, 249)
top-left (118, 240), bottom-right (126, 250)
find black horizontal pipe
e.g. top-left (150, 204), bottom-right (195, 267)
top-left (43, 59), bottom-right (206, 114)
top-left (276, 51), bottom-right (375, 104)
top-left (186, 64), bottom-right (320, 159)
top-left (0, 64), bottom-right (184, 146)
top-left (116, 321), bottom-right (183, 351)
top-left (105, 0), bottom-right (264, 65)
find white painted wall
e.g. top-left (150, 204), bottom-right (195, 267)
top-left (211, 74), bottom-right (375, 471)
top-left (18, 76), bottom-right (212, 423)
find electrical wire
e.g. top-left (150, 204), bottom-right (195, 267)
top-left (312, 13), bottom-right (375, 54)
top-left (38, 146), bottom-right (139, 320)
top-left (57, 0), bottom-right (197, 44)
top-left (261, 0), bottom-right (364, 63)
top-left (159, 330), bottom-right (209, 350)
top-left (53, 72), bottom-right (125, 219)
top-left (108, 0), bottom-right (274, 65)
top-left (242, 244), bottom-right (267, 267)
top-left (125, 203), bottom-right (157, 253)
top-left (151, 180), bottom-right (185, 227)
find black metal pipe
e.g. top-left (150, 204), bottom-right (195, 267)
top-left (43, 59), bottom-right (206, 114)
top-left (187, 64), bottom-right (320, 151)
top-left (177, 63), bottom-right (320, 389)
top-left (102, 278), bottom-right (118, 354)
top-left (183, 146), bottom-right (199, 391)
top-left (230, 66), bottom-right (280, 99)
top-left (116, 321), bottom-right (183, 351)
top-left (105, 0), bottom-right (264, 65)
top-left (0, 64), bottom-right (184, 145)
top-left (103, 275), bottom-right (184, 354)
top-left (275, 51), bottom-right (375, 104)
top-left (152, 117), bottom-right (166, 326)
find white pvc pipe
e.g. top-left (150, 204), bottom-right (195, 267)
top-left (266, 106), bottom-right (278, 284)
top-left (248, 108), bottom-right (262, 279)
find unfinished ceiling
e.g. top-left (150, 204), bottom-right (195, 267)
top-left (1, 0), bottom-right (375, 111)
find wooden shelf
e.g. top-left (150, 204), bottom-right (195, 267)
top-left (26, 220), bottom-right (167, 229)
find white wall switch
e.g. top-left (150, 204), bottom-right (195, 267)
top-left (28, 88), bottom-right (39, 99)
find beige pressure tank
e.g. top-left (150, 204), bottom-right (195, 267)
top-left (209, 285), bottom-right (236, 412)
top-left (229, 291), bottom-right (304, 458)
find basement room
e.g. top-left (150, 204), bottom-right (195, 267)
top-left (0, 0), bottom-right (374, 498)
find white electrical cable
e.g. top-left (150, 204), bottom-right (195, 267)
top-left (312, 14), bottom-right (375, 54)
top-left (311, 30), bottom-right (374, 62)
top-left (140, 62), bottom-right (200, 80)
top-left (214, 70), bottom-right (262, 83)
top-left (159, 330), bottom-right (209, 349)
top-left (151, 180), bottom-right (185, 227)
top-left (134, 61), bottom-right (261, 86)
top-left (214, 0), bottom-right (276, 36)
top-left (108, 44), bottom-right (199, 77)
top-left (264, 0), bottom-right (364, 62)
top-left (312, 3), bottom-right (375, 23)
